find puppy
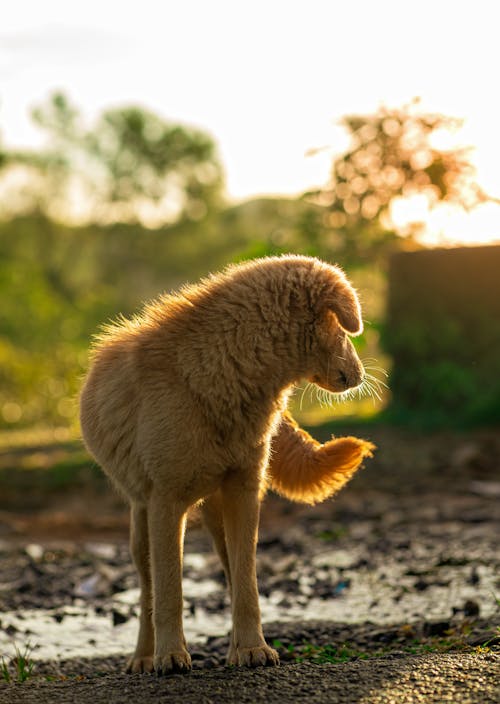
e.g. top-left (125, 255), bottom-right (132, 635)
top-left (80, 255), bottom-right (374, 674)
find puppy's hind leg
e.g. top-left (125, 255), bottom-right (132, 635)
top-left (201, 491), bottom-right (231, 590)
top-left (201, 491), bottom-right (237, 662)
top-left (126, 503), bottom-right (154, 674)
top-left (148, 492), bottom-right (191, 674)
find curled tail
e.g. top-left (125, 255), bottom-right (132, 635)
top-left (267, 411), bottom-right (375, 505)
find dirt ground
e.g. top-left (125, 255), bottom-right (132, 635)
top-left (0, 425), bottom-right (499, 702)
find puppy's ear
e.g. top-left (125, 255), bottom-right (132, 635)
top-left (325, 281), bottom-right (363, 335)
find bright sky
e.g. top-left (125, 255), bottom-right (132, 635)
top-left (2, 0), bottom-right (500, 245)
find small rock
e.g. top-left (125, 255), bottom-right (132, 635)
top-left (111, 609), bottom-right (129, 626)
top-left (423, 620), bottom-right (451, 637)
top-left (469, 480), bottom-right (500, 497)
top-left (25, 544), bottom-right (44, 561)
top-left (74, 573), bottom-right (107, 598)
top-left (205, 635), bottom-right (228, 651)
top-left (463, 599), bottom-right (480, 617)
top-left (333, 579), bottom-right (350, 595)
top-left (84, 543), bottom-right (117, 560)
top-left (370, 628), bottom-right (400, 643)
top-left (467, 567), bottom-right (480, 586)
top-left (202, 656), bottom-right (220, 669)
top-left (468, 631), bottom-right (500, 647)
top-left (414, 578), bottom-right (430, 592)
top-left (190, 650), bottom-right (207, 661)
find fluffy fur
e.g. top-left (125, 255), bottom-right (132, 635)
top-left (79, 254), bottom-right (374, 674)
top-left (268, 411), bottom-right (374, 505)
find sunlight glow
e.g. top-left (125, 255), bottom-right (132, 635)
top-left (2, 1), bottom-right (500, 246)
top-left (391, 197), bottom-right (500, 247)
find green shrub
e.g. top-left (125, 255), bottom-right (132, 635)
top-left (383, 246), bottom-right (500, 427)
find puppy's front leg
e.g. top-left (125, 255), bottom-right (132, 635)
top-left (221, 475), bottom-right (279, 667)
top-left (148, 493), bottom-right (191, 674)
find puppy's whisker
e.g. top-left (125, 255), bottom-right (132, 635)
top-left (364, 369), bottom-right (389, 383)
top-left (299, 382), bottom-right (313, 411)
top-left (362, 357), bottom-right (388, 375)
top-left (298, 386), bottom-right (305, 411)
top-left (364, 372), bottom-right (389, 391)
top-left (362, 357), bottom-right (383, 365)
top-left (358, 382), bottom-right (371, 399)
top-left (365, 365), bottom-right (389, 379)
top-left (362, 378), bottom-right (382, 402)
top-left (363, 379), bottom-right (382, 397)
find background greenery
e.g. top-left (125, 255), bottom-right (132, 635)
top-left (0, 94), bottom-right (498, 431)
top-left (384, 246), bottom-right (500, 426)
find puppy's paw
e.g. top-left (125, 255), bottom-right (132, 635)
top-left (229, 644), bottom-right (280, 668)
top-left (126, 655), bottom-right (154, 674)
top-left (154, 649), bottom-right (192, 675)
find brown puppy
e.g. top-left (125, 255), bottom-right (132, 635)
top-left (80, 255), bottom-right (374, 674)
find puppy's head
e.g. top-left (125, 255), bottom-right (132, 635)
top-left (306, 268), bottom-right (364, 394)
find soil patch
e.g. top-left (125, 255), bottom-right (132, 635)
top-left (0, 425), bottom-right (499, 702)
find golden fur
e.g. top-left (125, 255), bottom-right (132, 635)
top-left (268, 411), bottom-right (373, 505)
top-left (79, 254), bottom-right (374, 674)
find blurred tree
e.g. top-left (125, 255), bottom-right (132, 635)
top-left (1, 92), bottom-right (224, 226)
top-left (306, 100), bottom-right (493, 264)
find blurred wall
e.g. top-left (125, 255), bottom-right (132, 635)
top-left (384, 245), bottom-right (500, 426)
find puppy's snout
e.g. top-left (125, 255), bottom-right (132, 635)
top-left (341, 366), bottom-right (364, 390)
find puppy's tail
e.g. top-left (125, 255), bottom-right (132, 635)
top-left (267, 412), bottom-right (375, 505)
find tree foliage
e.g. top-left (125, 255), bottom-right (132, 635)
top-left (307, 101), bottom-right (491, 264)
top-left (1, 92), bottom-right (224, 226)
